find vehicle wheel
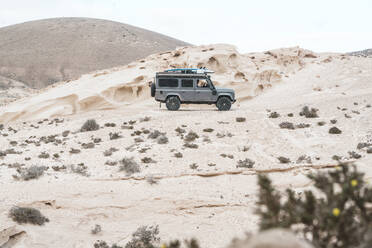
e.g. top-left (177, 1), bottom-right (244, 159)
top-left (166, 96), bottom-right (181, 111)
top-left (150, 83), bottom-right (156, 97)
top-left (216, 96), bottom-right (232, 111)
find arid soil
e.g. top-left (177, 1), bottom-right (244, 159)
top-left (0, 44), bottom-right (371, 247)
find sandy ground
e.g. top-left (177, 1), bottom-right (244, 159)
top-left (0, 45), bottom-right (372, 247)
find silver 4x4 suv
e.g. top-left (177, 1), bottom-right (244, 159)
top-left (150, 68), bottom-right (236, 111)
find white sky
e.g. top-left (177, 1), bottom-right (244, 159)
top-left (0, 0), bottom-right (371, 53)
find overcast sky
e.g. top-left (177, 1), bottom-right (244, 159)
top-left (1, 0), bottom-right (371, 53)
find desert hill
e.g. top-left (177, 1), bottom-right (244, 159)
top-left (0, 17), bottom-right (189, 89)
top-left (349, 48), bottom-right (372, 57)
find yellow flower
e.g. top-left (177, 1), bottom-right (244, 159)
top-left (161, 244), bottom-right (167, 248)
top-left (332, 208), bottom-right (340, 217)
top-left (351, 179), bottom-right (358, 187)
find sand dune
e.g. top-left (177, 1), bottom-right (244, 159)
top-left (0, 44), bottom-right (329, 123)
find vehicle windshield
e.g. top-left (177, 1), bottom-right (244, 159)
top-left (206, 76), bottom-right (215, 89)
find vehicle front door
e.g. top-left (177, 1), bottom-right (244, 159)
top-left (195, 78), bottom-right (214, 102)
top-left (180, 79), bottom-right (195, 102)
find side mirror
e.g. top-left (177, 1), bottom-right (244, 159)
top-left (212, 89), bottom-right (217, 95)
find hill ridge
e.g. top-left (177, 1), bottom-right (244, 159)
top-left (0, 17), bottom-right (189, 89)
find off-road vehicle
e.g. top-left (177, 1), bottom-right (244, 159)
top-left (150, 68), bottom-right (236, 111)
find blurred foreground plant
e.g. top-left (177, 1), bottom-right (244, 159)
top-left (256, 162), bottom-right (372, 248)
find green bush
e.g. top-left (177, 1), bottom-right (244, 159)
top-left (256, 162), bottom-right (372, 248)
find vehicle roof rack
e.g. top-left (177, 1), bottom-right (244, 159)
top-left (164, 68), bottom-right (214, 74)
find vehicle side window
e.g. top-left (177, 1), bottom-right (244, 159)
top-left (158, 78), bottom-right (178, 87)
top-left (197, 79), bottom-right (209, 88)
top-left (181, 79), bottom-right (193, 88)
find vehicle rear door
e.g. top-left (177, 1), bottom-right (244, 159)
top-left (180, 78), bottom-right (195, 102)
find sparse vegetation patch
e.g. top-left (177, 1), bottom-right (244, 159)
top-left (141, 157), bottom-right (157, 164)
top-left (71, 163), bottom-right (89, 176)
top-left (183, 143), bottom-right (198, 149)
top-left (91, 224), bottom-right (102, 235)
top-left (9, 206), bottom-right (49, 225)
top-left (174, 152), bottom-right (183, 158)
top-left (184, 131), bottom-right (199, 142)
top-left (81, 119), bottom-right (100, 132)
top-left (269, 112), bottom-right (280, 118)
top-left (109, 132), bottom-right (122, 140)
top-left (14, 166), bottom-right (48, 181)
top-left (279, 122), bottom-right (295, 130)
top-left (299, 106), bottom-right (319, 118)
top-left (236, 158), bottom-right (255, 168)
top-left (125, 225), bottom-right (160, 248)
top-left (157, 135), bottom-right (169, 144)
top-left (119, 157), bottom-right (140, 175)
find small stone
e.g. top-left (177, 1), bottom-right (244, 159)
top-left (62, 130), bottom-right (70, 137)
top-left (277, 156), bottom-right (291, 163)
top-left (203, 128), bottom-right (214, 133)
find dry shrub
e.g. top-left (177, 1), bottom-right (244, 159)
top-left (157, 135), bottom-right (168, 144)
top-left (119, 157), bottom-right (140, 175)
top-left (184, 131), bottom-right (199, 142)
top-left (71, 163), bottom-right (89, 177)
top-left (81, 119), bottom-right (100, 132)
top-left (125, 225), bottom-right (160, 248)
top-left (9, 206), bottom-right (49, 225)
top-left (14, 166), bottom-right (48, 181)
top-left (236, 158), bottom-right (255, 168)
top-left (299, 106), bottom-right (319, 118)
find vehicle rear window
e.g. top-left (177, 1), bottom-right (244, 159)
top-left (158, 78), bottom-right (178, 87)
top-left (181, 79), bottom-right (193, 88)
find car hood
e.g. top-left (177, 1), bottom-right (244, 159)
top-left (215, 87), bottom-right (235, 93)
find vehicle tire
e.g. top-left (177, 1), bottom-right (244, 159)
top-left (151, 83), bottom-right (156, 97)
top-left (166, 96), bottom-right (181, 111)
top-left (216, 96), bottom-right (232, 111)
